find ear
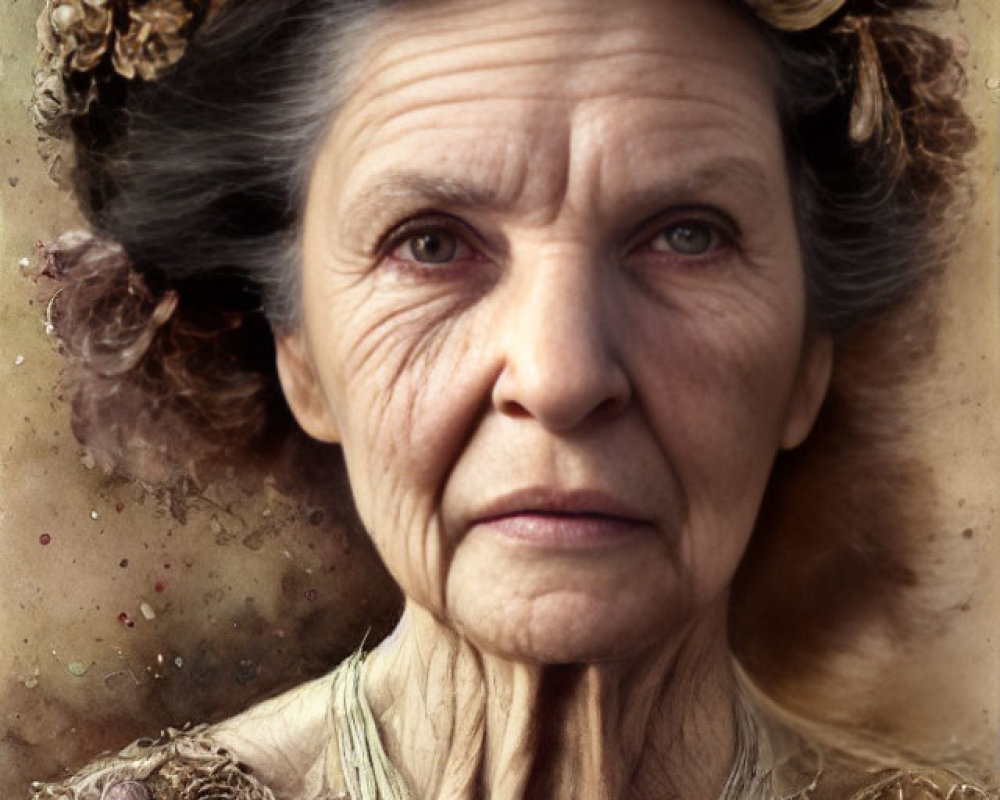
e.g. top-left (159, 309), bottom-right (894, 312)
top-left (780, 330), bottom-right (833, 450)
top-left (274, 331), bottom-right (341, 443)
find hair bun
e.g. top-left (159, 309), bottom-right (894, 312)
top-left (38, 230), bottom-right (276, 483)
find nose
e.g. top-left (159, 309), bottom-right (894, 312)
top-left (492, 250), bottom-right (631, 432)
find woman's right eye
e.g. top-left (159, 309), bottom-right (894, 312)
top-left (389, 229), bottom-right (474, 266)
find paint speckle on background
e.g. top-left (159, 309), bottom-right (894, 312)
top-left (19, 667), bottom-right (40, 689)
top-left (38, 534), bottom-right (51, 546)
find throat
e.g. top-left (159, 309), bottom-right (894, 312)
top-left (522, 664), bottom-right (628, 799)
top-left (364, 602), bottom-right (740, 800)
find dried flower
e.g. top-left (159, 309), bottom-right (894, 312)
top-left (32, 0), bottom-right (206, 185)
top-left (31, 68), bottom-right (70, 136)
top-left (113, 0), bottom-right (195, 81)
top-left (48, 0), bottom-right (114, 73)
top-left (30, 66), bottom-right (78, 185)
top-left (844, 16), bottom-right (894, 145)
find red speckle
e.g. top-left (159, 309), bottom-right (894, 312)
top-left (115, 502), bottom-right (124, 513)
top-left (154, 581), bottom-right (166, 593)
top-left (163, 563), bottom-right (171, 570)
top-left (39, 534), bottom-right (52, 546)
top-left (304, 589), bottom-right (319, 602)
top-left (117, 613), bottom-right (135, 628)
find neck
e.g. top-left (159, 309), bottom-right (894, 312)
top-left (364, 602), bottom-right (739, 800)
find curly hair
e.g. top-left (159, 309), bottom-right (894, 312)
top-left (36, 0), bottom-right (975, 481)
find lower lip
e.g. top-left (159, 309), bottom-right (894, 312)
top-left (475, 514), bottom-right (649, 549)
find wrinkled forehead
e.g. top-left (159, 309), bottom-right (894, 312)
top-left (337, 0), bottom-right (775, 118)
top-left (314, 0), bottom-right (784, 219)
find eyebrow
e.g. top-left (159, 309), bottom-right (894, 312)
top-left (618, 156), bottom-right (776, 216)
top-left (348, 172), bottom-right (512, 221)
top-left (345, 156), bottom-right (777, 224)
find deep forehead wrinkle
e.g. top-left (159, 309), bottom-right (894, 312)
top-left (340, 0), bottom-right (777, 134)
top-left (344, 156), bottom-right (777, 227)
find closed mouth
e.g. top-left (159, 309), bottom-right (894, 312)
top-left (471, 487), bottom-right (650, 528)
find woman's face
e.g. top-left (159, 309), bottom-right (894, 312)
top-left (280, 0), bottom-right (832, 663)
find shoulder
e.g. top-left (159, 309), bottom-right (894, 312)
top-left (32, 671), bottom-right (344, 800)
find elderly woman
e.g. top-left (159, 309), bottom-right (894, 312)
top-left (28, 0), bottom-right (985, 797)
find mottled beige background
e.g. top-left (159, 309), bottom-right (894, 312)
top-left (0, 3), bottom-right (401, 791)
top-left (730, 0), bottom-right (1000, 768)
top-left (1, 0), bottom-right (998, 796)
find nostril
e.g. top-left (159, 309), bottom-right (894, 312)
top-left (593, 394), bottom-right (627, 419)
top-left (497, 396), bottom-right (532, 419)
top-left (493, 370), bottom-right (631, 431)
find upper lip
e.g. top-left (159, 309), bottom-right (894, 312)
top-left (471, 487), bottom-right (650, 524)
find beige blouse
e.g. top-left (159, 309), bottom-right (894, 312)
top-left (29, 652), bottom-right (995, 800)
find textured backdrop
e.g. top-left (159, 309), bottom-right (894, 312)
top-left (1, 0), bottom-right (997, 794)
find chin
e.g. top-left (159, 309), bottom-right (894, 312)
top-left (453, 587), bottom-right (685, 666)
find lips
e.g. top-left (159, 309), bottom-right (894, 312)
top-left (470, 487), bottom-right (652, 548)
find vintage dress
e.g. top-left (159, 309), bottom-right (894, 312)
top-left (29, 651), bottom-right (995, 800)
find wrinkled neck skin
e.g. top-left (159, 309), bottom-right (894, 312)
top-left (364, 600), bottom-right (738, 800)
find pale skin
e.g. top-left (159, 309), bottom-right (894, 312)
top-left (214, 0), bottom-right (833, 797)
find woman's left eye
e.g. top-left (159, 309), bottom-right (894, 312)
top-left (648, 220), bottom-right (724, 257)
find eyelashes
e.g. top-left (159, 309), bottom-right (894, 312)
top-left (372, 207), bottom-right (740, 276)
top-left (375, 213), bottom-right (490, 277)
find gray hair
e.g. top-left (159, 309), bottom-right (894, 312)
top-left (52, 0), bottom-right (972, 459)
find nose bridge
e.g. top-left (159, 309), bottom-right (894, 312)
top-left (522, 244), bottom-right (598, 353)
top-left (494, 243), bottom-right (629, 429)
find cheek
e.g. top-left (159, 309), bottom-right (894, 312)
top-left (305, 284), bottom-right (494, 608)
top-left (637, 284), bottom-right (806, 593)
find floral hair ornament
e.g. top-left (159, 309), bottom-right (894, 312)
top-left (32, 0), bottom-right (212, 183)
top-left (746, 0), bottom-right (921, 158)
top-left (43, 0), bottom-right (205, 82)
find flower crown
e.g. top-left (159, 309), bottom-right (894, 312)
top-left (32, 0), bottom-right (216, 182)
